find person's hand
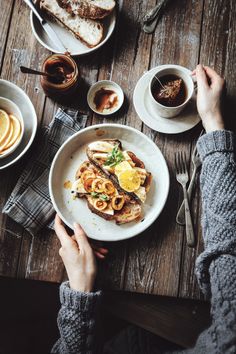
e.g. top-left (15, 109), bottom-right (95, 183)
top-left (55, 214), bottom-right (108, 293)
top-left (193, 64), bottom-right (225, 133)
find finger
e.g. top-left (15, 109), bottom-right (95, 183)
top-left (73, 222), bottom-right (91, 250)
top-left (55, 214), bottom-right (73, 247)
top-left (191, 69), bottom-right (196, 76)
top-left (91, 246), bottom-right (109, 255)
top-left (203, 66), bottom-right (222, 84)
top-left (196, 64), bottom-right (209, 88)
top-left (94, 250), bottom-right (105, 259)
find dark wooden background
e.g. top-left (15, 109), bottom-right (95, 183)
top-left (0, 0), bottom-right (235, 300)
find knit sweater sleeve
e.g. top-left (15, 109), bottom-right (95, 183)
top-left (51, 281), bottom-right (102, 354)
top-left (187, 130), bottom-right (236, 353)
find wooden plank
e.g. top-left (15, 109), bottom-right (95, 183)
top-left (0, 0), bottom-right (14, 69)
top-left (178, 0), bottom-right (236, 298)
top-left (95, 0), bottom-right (156, 291)
top-left (104, 291), bottom-right (211, 348)
top-left (93, 0), bottom-right (155, 128)
top-left (124, 0), bottom-right (204, 298)
top-left (199, 0), bottom-right (236, 131)
top-left (0, 0), bottom-right (50, 278)
top-left (22, 38), bottom-right (102, 283)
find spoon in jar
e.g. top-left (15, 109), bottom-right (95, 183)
top-left (20, 65), bottom-right (65, 82)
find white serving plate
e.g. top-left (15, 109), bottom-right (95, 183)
top-left (0, 80), bottom-right (37, 170)
top-left (30, 1), bottom-right (121, 56)
top-left (49, 124), bottom-right (170, 242)
top-left (133, 65), bottom-right (201, 134)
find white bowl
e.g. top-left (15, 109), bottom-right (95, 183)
top-left (0, 97), bottom-right (24, 159)
top-left (0, 80), bottom-right (37, 170)
top-left (87, 80), bottom-right (124, 115)
top-left (49, 124), bottom-right (170, 242)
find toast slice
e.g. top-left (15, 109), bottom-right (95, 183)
top-left (57, 0), bottom-right (116, 19)
top-left (40, 0), bottom-right (104, 48)
top-left (71, 161), bottom-right (142, 224)
top-left (86, 140), bottom-right (152, 204)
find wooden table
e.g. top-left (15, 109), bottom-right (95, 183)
top-left (0, 0), bottom-right (235, 301)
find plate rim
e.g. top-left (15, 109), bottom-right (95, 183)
top-left (133, 64), bottom-right (201, 134)
top-left (30, 5), bottom-right (117, 56)
top-left (49, 123), bottom-right (170, 241)
top-left (0, 79), bottom-right (38, 170)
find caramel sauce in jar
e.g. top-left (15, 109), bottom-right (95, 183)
top-left (40, 54), bottom-right (79, 99)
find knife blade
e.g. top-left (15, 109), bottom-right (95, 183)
top-left (24, 0), bottom-right (67, 52)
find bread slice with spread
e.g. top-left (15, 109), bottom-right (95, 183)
top-left (71, 161), bottom-right (142, 224)
top-left (57, 0), bottom-right (116, 19)
top-left (86, 139), bottom-right (152, 204)
top-left (40, 0), bottom-right (104, 47)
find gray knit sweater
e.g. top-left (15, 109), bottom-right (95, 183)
top-left (52, 130), bottom-right (236, 354)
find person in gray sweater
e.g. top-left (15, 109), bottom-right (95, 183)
top-left (51, 65), bottom-right (236, 353)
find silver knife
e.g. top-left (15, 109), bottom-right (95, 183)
top-left (24, 0), bottom-right (67, 52)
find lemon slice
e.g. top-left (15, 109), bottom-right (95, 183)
top-left (118, 170), bottom-right (141, 192)
top-left (0, 109), bottom-right (10, 144)
top-left (3, 114), bottom-right (21, 150)
top-left (0, 122), bottom-right (13, 152)
top-left (115, 161), bottom-right (132, 176)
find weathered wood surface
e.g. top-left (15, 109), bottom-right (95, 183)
top-left (104, 291), bottom-right (211, 348)
top-left (0, 0), bottom-right (235, 299)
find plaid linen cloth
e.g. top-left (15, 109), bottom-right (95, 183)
top-left (3, 108), bottom-right (87, 236)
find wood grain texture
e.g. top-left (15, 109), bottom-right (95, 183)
top-left (0, 0), bottom-right (235, 300)
top-left (0, 0), bottom-right (14, 68)
top-left (104, 291), bottom-right (211, 348)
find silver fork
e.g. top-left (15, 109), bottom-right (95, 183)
top-left (175, 152), bottom-right (195, 248)
top-left (176, 130), bottom-right (204, 225)
top-left (176, 146), bottom-right (202, 225)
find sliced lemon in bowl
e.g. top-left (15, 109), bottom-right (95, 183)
top-left (3, 114), bottom-right (21, 150)
top-left (0, 109), bottom-right (10, 144)
top-left (118, 169), bottom-right (141, 192)
top-left (114, 161), bottom-right (132, 176)
top-left (0, 122), bottom-right (13, 152)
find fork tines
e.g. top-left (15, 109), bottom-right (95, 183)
top-left (175, 151), bottom-right (188, 175)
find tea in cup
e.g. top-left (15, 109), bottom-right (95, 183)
top-left (149, 65), bottom-right (194, 118)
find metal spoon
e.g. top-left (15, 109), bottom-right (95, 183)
top-left (143, 0), bottom-right (170, 34)
top-left (153, 75), bottom-right (165, 89)
top-left (20, 65), bottom-right (65, 81)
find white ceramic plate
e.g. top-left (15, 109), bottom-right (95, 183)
top-left (30, 1), bottom-right (120, 56)
top-left (49, 124), bottom-right (170, 241)
top-left (133, 65), bottom-right (201, 134)
top-left (0, 80), bottom-right (37, 170)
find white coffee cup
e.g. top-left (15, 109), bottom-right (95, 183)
top-left (148, 65), bottom-right (194, 119)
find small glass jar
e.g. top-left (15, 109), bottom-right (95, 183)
top-left (40, 54), bottom-right (79, 100)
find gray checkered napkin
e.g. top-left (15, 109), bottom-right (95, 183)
top-left (3, 108), bottom-right (87, 236)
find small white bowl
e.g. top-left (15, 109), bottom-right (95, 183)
top-left (0, 97), bottom-right (24, 159)
top-left (87, 80), bottom-right (124, 116)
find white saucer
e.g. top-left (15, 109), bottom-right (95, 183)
top-left (133, 65), bottom-right (201, 134)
